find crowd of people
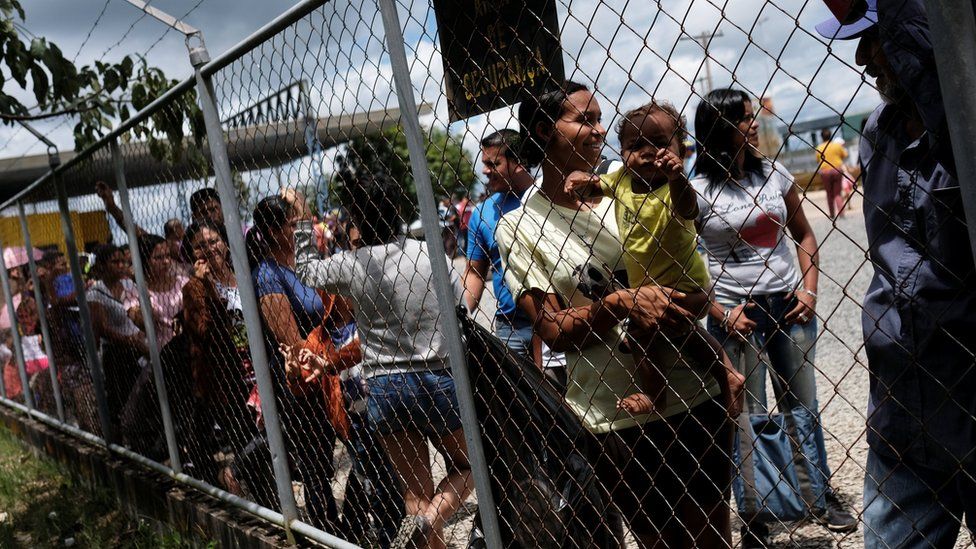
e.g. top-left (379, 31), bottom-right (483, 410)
top-left (0, 1), bottom-right (973, 547)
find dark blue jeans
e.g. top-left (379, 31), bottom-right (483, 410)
top-left (863, 448), bottom-right (976, 548)
top-left (493, 314), bottom-right (534, 358)
top-left (707, 293), bottom-right (819, 415)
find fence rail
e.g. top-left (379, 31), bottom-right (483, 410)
top-left (0, 0), bottom-right (974, 548)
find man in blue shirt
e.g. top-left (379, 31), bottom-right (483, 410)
top-left (818, 1), bottom-right (976, 546)
top-left (463, 129), bottom-right (536, 358)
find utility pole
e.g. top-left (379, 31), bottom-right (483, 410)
top-left (680, 31), bottom-right (724, 93)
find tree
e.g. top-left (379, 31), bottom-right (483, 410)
top-left (332, 125), bottom-right (477, 220)
top-left (0, 0), bottom-right (204, 158)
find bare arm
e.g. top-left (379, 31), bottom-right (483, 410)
top-left (783, 186), bottom-right (819, 324)
top-left (95, 181), bottom-right (147, 237)
top-left (516, 285), bottom-right (695, 353)
top-left (563, 171), bottom-right (607, 200)
top-left (462, 258), bottom-right (490, 312)
top-left (294, 220), bottom-right (349, 294)
top-left (669, 176), bottom-right (699, 220)
top-left (659, 149), bottom-right (699, 220)
top-left (673, 289), bottom-right (709, 319)
top-left (259, 293), bottom-right (304, 349)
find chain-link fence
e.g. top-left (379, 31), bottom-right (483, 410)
top-left (0, 0), bottom-right (974, 547)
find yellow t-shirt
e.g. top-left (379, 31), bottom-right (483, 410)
top-left (496, 189), bottom-right (719, 433)
top-left (816, 140), bottom-right (848, 171)
top-left (601, 168), bottom-right (711, 293)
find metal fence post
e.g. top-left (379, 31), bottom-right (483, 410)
top-left (922, 0), bottom-right (976, 263)
top-left (55, 175), bottom-right (115, 444)
top-left (109, 140), bottom-right (183, 472)
top-left (19, 202), bottom-right (66, 422)
top-left (189, 39), bottom-right (301, 535)
top-left (376, 1), bottom-right (503, 546)
top-left (0, 239), bottom-right (34, 411)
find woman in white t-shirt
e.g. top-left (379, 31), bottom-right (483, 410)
top-left (692, 88), bottom-right (855, 542)
top-left (497, 81), bottom-right (739, 547)
top-left (88, 245), bottom-right (147, 432)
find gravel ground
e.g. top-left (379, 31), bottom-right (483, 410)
top-left (323, 191), bottom-right (973, 548)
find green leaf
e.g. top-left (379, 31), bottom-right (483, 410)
top-left (119, 56), bottom-right (133, 80)
top-left (5, 37), bottom-right (27, 88)
top-left (29, 63), bottom-right (47, 105)
top-left (102, 67), bottom-right (119, 93)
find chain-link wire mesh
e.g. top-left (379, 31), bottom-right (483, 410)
top-left (1, 0), bottom-right (974, 548)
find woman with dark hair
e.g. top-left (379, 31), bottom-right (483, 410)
top-left (247, 195), bottom-right (340, 530)
top-left (290, 174), bottom-right (471, 549)
top-left (87, 245), bottom-right (146, 437)
top-left (127, 234), bottom-right (188, 348)
top-left (495, 81), bottom-right (738, 547)
top-left (692, 88), bottom-right (855, 545)
top-left (180, 221), bottom-right (259, 497)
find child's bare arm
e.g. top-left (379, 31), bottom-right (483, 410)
top-left (669, 288), bottom-right (710, 320)
top-left (564, 170), bottom-right (606, 199)
top-left (655, 149), bottom-right (698, 220)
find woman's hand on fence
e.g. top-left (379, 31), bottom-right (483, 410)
top-left (281, 188), bottom-right (312, 220)
top-left (725, 303), bottom-right (757, 340)
top-left (94, 181), bottom-right (116, 207)
top-left (785, 290), bottom-right (816, 325)
top-left (192, 259), bottom-right (210, 281)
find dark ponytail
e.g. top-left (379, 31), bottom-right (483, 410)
top-left (247, 195), bottom-right (291, 269)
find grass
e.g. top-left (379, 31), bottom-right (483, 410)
top-left (0, 426), bottom-right (211, 548)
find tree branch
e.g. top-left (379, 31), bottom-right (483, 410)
top-left (0, 103), bottom-right (95, 121)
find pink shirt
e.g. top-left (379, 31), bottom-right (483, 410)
top-left (124, 272), bottom-right (189, 348)
top-left (148, 272), bottom-right (189, 348)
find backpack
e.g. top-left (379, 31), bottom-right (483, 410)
top-left (459, 310), bottom-right (621, 548)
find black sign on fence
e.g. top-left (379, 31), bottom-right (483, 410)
top-left (433, 0), bottom-right (566, 121)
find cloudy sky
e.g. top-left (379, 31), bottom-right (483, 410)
top-left (0, 0), bottom-right (881, 230)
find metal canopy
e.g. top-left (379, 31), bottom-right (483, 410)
top-left (0, 103), bottom-right (431, 202)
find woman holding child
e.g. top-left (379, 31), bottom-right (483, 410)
top-left (496, 81), bottom-right (742, 547)
top-left (692, 88), bottom-right (856, 545)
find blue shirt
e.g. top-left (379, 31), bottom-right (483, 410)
top-left (253, 259), bottom-right (326, 366)
top-left (467, 190), bottom-right (527, 317)
top-left (860, 105), bottom-right (976, 470)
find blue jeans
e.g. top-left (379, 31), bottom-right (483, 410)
top-left (707, 293), bottom-right (819, 415)
top-left (707, 293), bottom-right (832, 489)
top-left (863, 448), bottom-right (976, 548)
top-left (367, 370), bottom-right (462, 438)
top-left (494, 314), bottom-right (534, 358)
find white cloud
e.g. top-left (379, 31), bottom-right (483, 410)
top-left (0, 0), bottom-right (882, 222)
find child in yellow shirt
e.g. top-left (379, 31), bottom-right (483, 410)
top-left (568, 100), bottom-right (730, 415)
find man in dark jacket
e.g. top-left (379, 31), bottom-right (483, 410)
top-left (817, 0), bottom-right (976, 546)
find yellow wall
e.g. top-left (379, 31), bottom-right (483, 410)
top-left (0, 211), bottom-right (111, 253)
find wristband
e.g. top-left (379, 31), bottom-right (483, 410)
top-left (800, 289), bottom-right (818, 299)
top-left (721, 308), bottom-right (731, 329)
